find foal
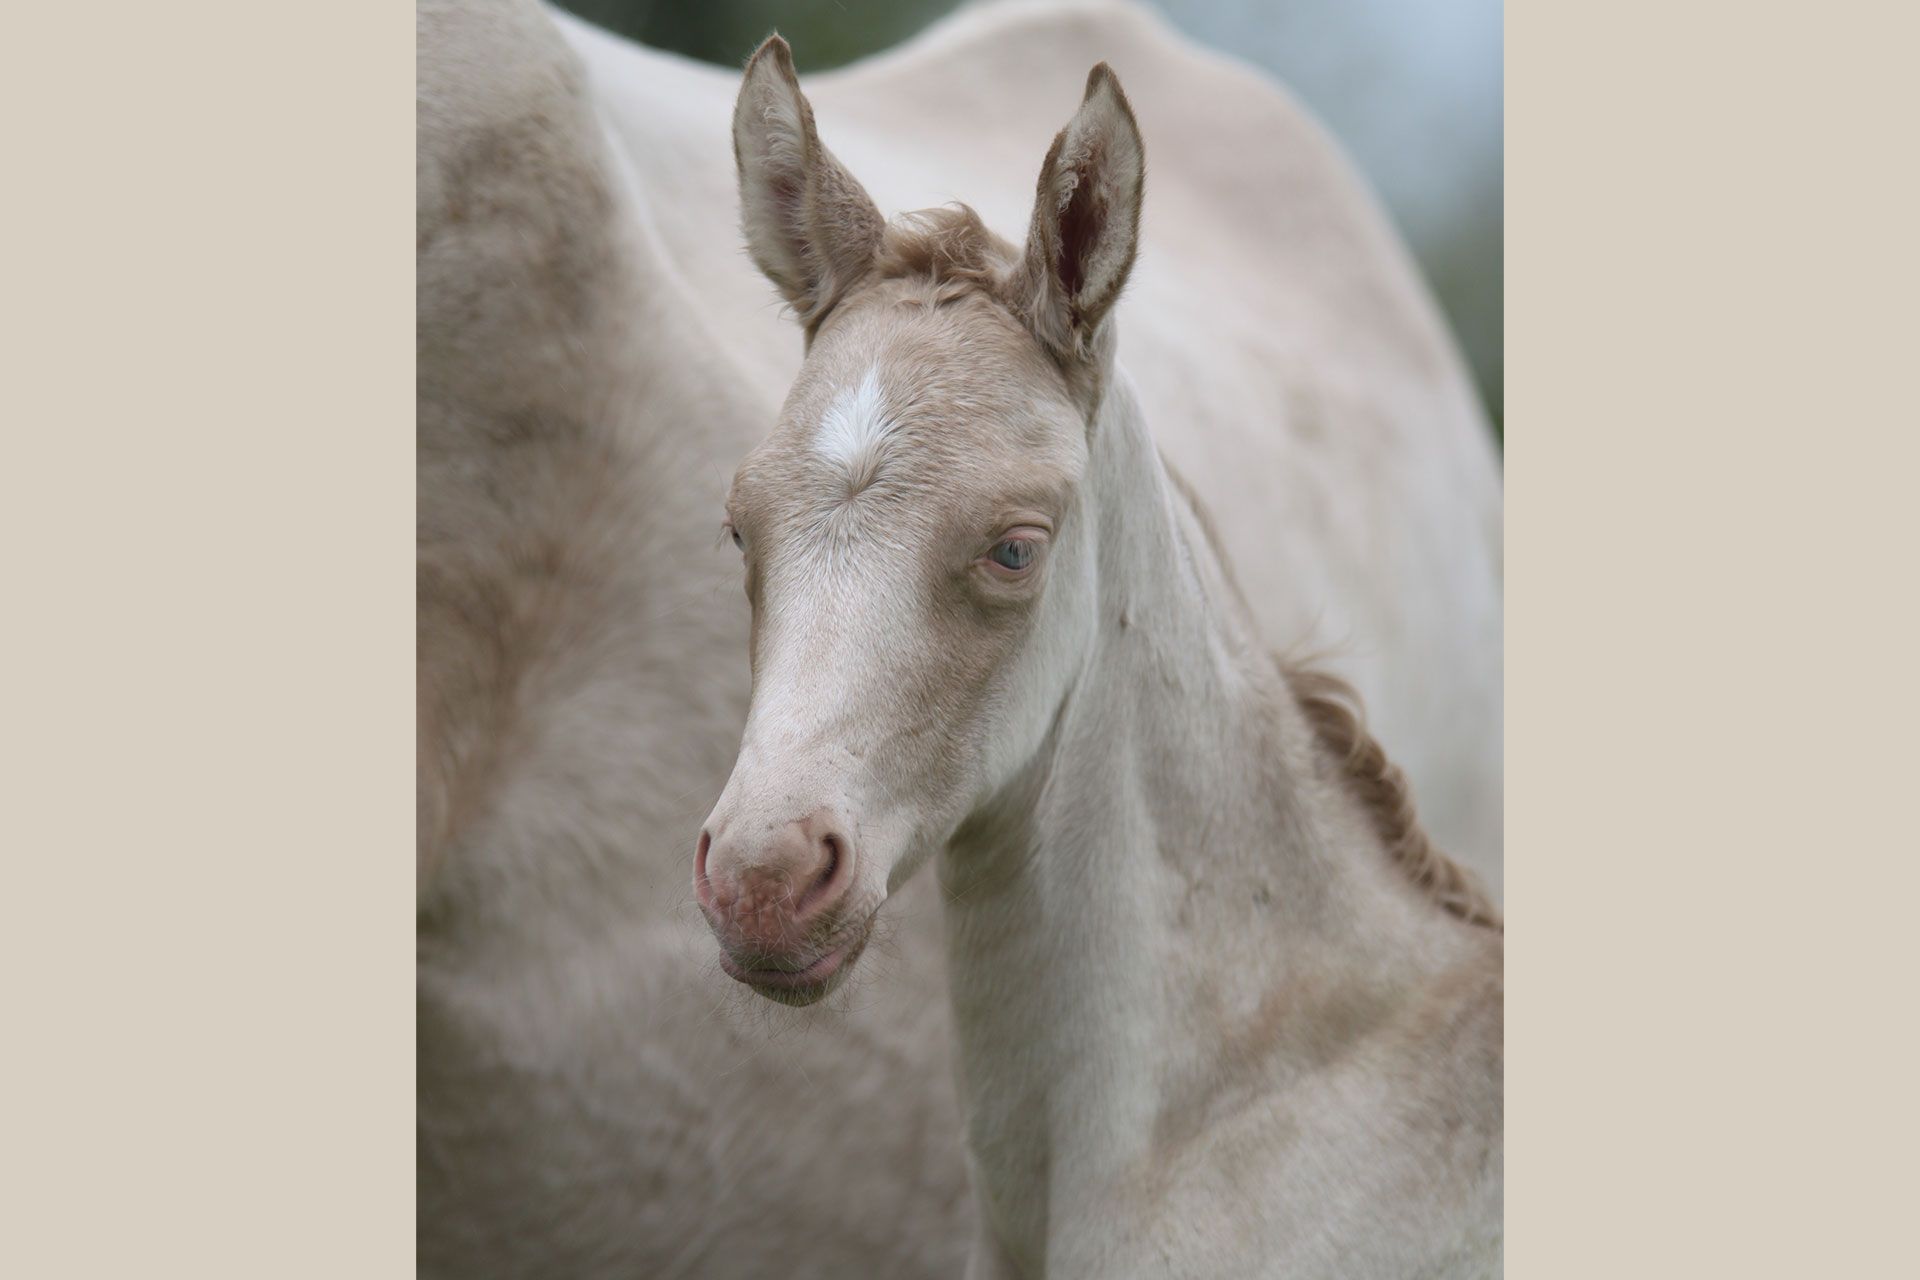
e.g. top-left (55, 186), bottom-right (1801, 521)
top-left (699, 37), bottom-right (1503, 1278)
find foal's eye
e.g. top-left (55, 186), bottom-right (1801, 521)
top-left (988, 537), bottom-right (1036, 572)
top-left (724, 522), bottom-right (744, 552)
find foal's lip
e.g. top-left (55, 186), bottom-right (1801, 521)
top-left (720, 940), bottom-right (852, 992)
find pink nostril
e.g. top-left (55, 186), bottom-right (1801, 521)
top-left (695, 829), bottom-right (716, 911)
top-left (794, 831), bottom-right (846, 917)
top-left (698, 812), bottom-right (854, 944)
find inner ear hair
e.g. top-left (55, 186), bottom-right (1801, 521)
top-left (1015, 63), bottom-right (1145, 368)
top-left (732, 35), bottom-right (886, 332)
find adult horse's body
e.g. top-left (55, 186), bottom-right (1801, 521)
top-left (417, 1), bottom-right (1501, 1276)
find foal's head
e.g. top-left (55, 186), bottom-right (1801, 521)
top-left (696, 37), bottom-right (1144, 1004)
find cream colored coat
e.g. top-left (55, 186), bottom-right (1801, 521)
top-left (417, 1), bottom-right (1501, 1275)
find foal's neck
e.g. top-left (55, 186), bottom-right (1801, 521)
top-left (937, 370), bottom-right (1486, 1257)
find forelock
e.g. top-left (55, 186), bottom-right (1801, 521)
top-left (874, 205), bottom-right (1019, 303)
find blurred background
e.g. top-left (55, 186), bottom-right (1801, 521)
top-left (555, 0), bottom-right (1502, 434)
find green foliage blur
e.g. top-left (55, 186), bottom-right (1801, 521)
top-left (558, 0), bottom-right (964, 72)
top-left (554, 0), bottom-right (1501, 438)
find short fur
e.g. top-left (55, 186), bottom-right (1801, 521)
top-left (867, 206), bottom-right (1499, 934)
top-left (708, 40), bottom-right (1504, 1280)
top-left (418, 1), bottom-right (1505, 1275)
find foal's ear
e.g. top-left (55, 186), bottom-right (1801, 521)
top-left (733, 35), bottom-right (885, 329)
top-left (1013, 64), bottom-right (1144, 364)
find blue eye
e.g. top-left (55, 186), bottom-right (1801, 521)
top-left (989, 538), bottom-right (1035, 572)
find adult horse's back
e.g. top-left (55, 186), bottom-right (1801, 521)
top-left (417, 1), bottom-right (1500, 1275)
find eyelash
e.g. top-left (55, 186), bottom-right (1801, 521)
top-left (982, 527), bottom-right (1048, 578)
top-left (988, 536), bottom-right (1036, 572)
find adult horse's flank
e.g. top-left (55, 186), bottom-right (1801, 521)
top-left (701, 38), bottom-right (1502, 1278)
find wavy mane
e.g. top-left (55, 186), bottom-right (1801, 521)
top-left (875, 204), bottom-right (1011, 290)
top-left (1286, 664), bottom-right (1503, 931)
top-left (1157, 463), bottom-right (1500, 932)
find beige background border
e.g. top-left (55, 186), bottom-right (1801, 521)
top-left (1504, 0), bottom-right (1918, 1272)
top-left (2, 5), bottom-right (415, 1274)
top-left (2, 1), bottom-right (1914, 1274)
